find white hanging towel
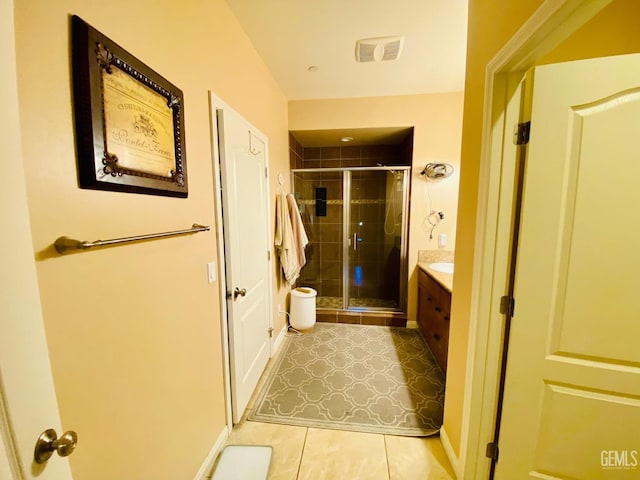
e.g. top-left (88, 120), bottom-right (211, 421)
top-left (275, 192), bottom-right (300, 285)
top-left (286, 193), bottom-right (309, 268)
top-left (275, 192), bottom-right (309, 285)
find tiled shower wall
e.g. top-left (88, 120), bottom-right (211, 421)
top-left (293, 171), bottom-right (342, 298)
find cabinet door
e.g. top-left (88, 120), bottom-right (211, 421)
top-left (417, 270), bottom-right (432, 340)
top-left (417, 269), bottom-right (451, 373)
top-left (417, 287), bottom-right (426, 336)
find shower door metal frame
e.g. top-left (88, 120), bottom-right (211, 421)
top-left (342, 171), bottom-right (351, 311)
top-left (292, 166), bottom-right (410, 313)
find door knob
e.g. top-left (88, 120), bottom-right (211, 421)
top-left (233, 287), bottom-right (247, 299)
top-left (34, 428), bottom-right (78, 464)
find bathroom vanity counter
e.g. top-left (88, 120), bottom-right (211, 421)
top-left (417, 262), bottom-right (453, 293)
top-left (417, 249), bottom-right (454, 293)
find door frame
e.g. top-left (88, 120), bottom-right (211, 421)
top-left (208, 93), bottom-right (275, 430)
top-left (459, 0), bottom-right (614, 477)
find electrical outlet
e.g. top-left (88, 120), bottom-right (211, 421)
top-left (438, 233), bottom-right (447, 248)
top-left (207, 262), bottom-right (216, 283)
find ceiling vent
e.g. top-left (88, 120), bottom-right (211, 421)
top-left (355, 35), bottom-right (404, 62)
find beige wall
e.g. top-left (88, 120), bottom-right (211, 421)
top-left (449, 0), bottom-right (640, 459)
top-left (13, 0), bottom-right (289, 478)
top-left (447, 0), bottom-right (546, 457)
top-left (289, 93), bottom-right (464, 324)
top-left (539, 0), bottom-right (640, 65)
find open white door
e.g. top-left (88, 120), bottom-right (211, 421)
top-left (216, 105), bottom-right (272, 423)
top-left (1, 2), bottom-right (75, 477)
top-left (495, 53), bottom-right (640, 478)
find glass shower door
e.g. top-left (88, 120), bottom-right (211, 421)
top-left (346, 169), bottom-right (406, 310)
top-left (293, 168), bottom-right (407, 312)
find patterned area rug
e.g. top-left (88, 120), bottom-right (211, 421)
top-left (249, 323), bottom-right (445, 436)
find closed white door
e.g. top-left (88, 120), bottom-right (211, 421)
top-left (496, 53), bottom-right (640, 478)
top-left (1, 1), bottom-right (75, 476)
top-left (217, 107), bottom-right (272, 423)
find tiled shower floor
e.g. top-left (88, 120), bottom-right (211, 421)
top-left (316, 296), bottom-right (399, 310)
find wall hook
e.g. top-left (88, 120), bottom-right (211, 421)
top-left (249, 130), bottom-right (261, 155)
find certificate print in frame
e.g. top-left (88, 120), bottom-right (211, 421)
top-left (71, 15), bottom-right (188, 197)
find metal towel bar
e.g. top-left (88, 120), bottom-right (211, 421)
top-left (54, 224), bottom-right (210, 254)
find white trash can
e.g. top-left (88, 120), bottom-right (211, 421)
top-left (290, 287), bottom-right (317, 332)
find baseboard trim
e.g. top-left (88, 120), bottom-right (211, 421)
top-left (193, 425), bottom-right (229, 480)
top-left (272, 323), bottom-right (288, 354)
top-left (440, 426), bottom-right (462, 479)
top-left (406, 320), bottom-right (418, 329)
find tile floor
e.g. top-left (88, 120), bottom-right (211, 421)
top-left (207, 327), bottom-right (455, 480)
top-left (209, 420), bottom-right (456, 479)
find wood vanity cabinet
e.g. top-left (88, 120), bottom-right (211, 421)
top-left (417, 268), bottom-right (451, 374)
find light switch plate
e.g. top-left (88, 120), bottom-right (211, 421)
top-left (207, 262), bottom-right (216, 283)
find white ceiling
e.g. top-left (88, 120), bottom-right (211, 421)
top-left (225, 0), bottom-right (468, 101)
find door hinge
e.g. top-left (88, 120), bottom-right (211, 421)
top-left (513, 121), bottom-right (531, 145)
top-left (486, 442), bottom-right (499, 461)
top-left (268, 327), bottom-right (274, 338)
top-left (267, 250), bottom-right (271, 261)
top-left (265, 167), bottom-right (268, 178)
top-left (500, 295), bottom-right (515, 317)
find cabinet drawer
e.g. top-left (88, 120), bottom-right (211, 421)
top-left (419, 269), bottom-right (451, 307)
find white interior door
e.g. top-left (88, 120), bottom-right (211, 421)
top-left (1, 1), bottom-right (75, 476)
top-left (217, 107), bottom-right (272, 423)
top-left (496, 53), bottom-right (640, 478)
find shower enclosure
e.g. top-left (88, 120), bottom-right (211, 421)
top-left (292, 167), bottom-right (409, 312)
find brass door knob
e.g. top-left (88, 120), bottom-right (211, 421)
top-left (34, 428), bottom-right (78, 464)
top-left (233, 287), bottom-right (247, 299)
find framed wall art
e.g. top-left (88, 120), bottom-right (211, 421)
top-left (71, 15), bottom-right (188, 197)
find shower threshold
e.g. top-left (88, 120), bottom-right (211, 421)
top-left (315, 302), bottom-right (407, 327)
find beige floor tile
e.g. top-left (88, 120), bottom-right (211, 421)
top-left (298, 428), bottom-right (389, 480)
top-left (224, 420), bottom-right (307, 480)
top-left (384, 435), bottom-right (455, 480)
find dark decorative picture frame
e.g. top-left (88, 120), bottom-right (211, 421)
top-left (71, 15), bottom-right (188, 197)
